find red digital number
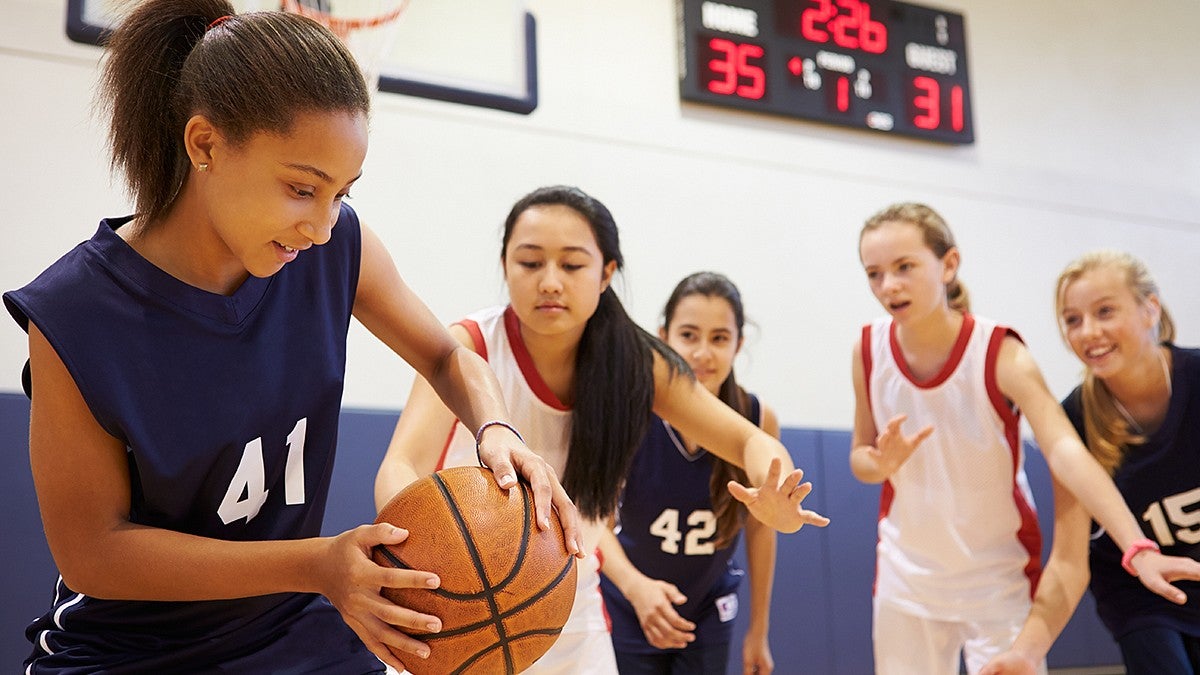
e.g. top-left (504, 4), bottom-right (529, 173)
top-left (706, 38), bottom-right (766, 100)
top-left (950, 85), bottom-right (964, 132)
top-left (801, 0), bottom-right (837, 42)
top-left (857, 3), bottom-right (887, 53)
top-left (912, 76), bottom-right (966, 132)
top-left (801, 0), bottom-right (887, 54)
top-left (836, 75), bottom-right (850, 112)
top-left (912, 76), bottom-right (940, 129)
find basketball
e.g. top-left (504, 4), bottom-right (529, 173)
top-left (372, 466), bottom-right (577, 674)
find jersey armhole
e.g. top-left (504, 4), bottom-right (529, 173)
top-left (984, 325), bottom-right (1022, 429)
top-left (861, 324), bottom-right (874, 413)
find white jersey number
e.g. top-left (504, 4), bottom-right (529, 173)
top-left (1141, 486), bottom-right (1200, 547)
top-left (218, 418), bottom-right (308, 524)
top-left (648, 508), bottom-right (717, 555)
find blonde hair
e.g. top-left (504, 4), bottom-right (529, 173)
top-left (861, 202), bottom-right (969, 313)
top-left (1054, 250), bottom-right (1175, 474)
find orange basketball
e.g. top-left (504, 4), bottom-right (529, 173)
top-left (372, 466), bottom-right (576, 674)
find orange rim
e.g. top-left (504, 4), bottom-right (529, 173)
top-left (281, 0), bottom-right (409, 35)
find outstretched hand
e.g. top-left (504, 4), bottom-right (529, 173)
top-left (727, 457), bottom-right (831, 533)
top-left (317, 523), bottom-right (442, 673)
top-left (870, 414), bottom-right (933, 478)
top-left (1130, 550), bottom-right (1200, 604)
top-left (477, 426), bottom-right (585, 559)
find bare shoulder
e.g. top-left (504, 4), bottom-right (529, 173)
top-left (995, 333), bottom-right (1055, 405)
top-left (447, 322), bottom-right (478, 351)
top-left (996, 333), bottom-right (1042, 380)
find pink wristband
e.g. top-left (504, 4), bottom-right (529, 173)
top-left (1121, 538), bottom-right (1160, 576)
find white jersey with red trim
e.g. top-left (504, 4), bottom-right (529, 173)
top-left (436, 305), bottom-right (614, 673)
top-left (863, 313), bottom-right (1042, 622)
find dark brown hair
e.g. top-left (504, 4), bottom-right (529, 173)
top-left (501, 186), bottom-right (689, 520)
top-left (101, 0), bottom-right (370, 226)
top-left (662, 271), bottom-right (753, 549)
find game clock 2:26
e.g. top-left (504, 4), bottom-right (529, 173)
top-left (678, 0), bottom-right (974, 144)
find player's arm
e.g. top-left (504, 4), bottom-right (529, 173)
top-left (596, 521), bottom-right (695, 650)
top-left (354, 223), bottom-right (581, 553)
top-left (849, 337), bottom-right (932, 484)
top-left (742, 403), bottom-right (779, 675)
top-left (980, 477), bottom-right (1091, 674)
top-left (26, 322), bottom-right (439, 670)
top-left (374, 324), bottom-right (470, 511)
top-left (996, 335), bottom-right (1200, 602)
top-left (650, 352), bottom-right (829, 533)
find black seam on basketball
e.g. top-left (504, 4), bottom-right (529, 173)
top-left (493, 555), bottom-right (575, 618)
top-left (446, 628), bottom-right (565, 675)
top-left (372, 544), bottom-right (411, 570)
top-left (506, 627), bottom-right (566, 639)
top-left (433, 472), bottom-right (515, 674)
top-left (488, 481), bottom-right (533, 591)
top-left (416, 555), bottom-right (575, 641)
top-left (372, 478), bottom-right (536, 601)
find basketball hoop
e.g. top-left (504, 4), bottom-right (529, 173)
top-left (280, 0), bottom-right (410, 92)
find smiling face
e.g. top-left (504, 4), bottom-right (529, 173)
top-left (502, 204), bottom-right (617, 343)
top-left (661, 294), bottom-right (742, 395)
top-left (198, 110), bottom-right (368, 280)
top-left (859, 219), bottom-right (959, 323)
top-left (1058, 264), bottom-right (1161, 380)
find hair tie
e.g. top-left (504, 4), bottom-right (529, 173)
top-left (207, 15), bottom-right (233, 31)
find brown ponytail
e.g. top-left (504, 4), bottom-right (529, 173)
top-left (101, 0), bottom-right (369, 226)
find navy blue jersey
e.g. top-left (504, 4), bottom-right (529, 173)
top-left (1063, 344), bottom-right (1200, 639)
top-left (601, 395), bottom-right (761, 653)
top-left (4, 204), bottom-right (381, 673)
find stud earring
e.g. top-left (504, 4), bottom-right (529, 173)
top-left (197, 163), bottom-right (209, 172)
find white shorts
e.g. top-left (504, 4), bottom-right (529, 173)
top-left (522, 627), bottom-right (618, 674)
top-left (872, 599), bottom-right (1049, 675)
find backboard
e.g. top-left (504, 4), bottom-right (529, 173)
top-left (64, 0), bottom-right (538, 114)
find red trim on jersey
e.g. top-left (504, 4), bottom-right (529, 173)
top-left (861, 324), bottom-right (874, 413)
top-left (889, 313), bottom-right (975, 389)
top-left (434, 318), bottom-right (488, 472)
top-left (983, 324), bottom-right (1022, 435)
top-left (434, 420), bottom-right (458, 471)
top-left (457, 318), bottom-right (487, 362)
top-left (503, 305), bottom-right (570, 411)
top-left (983, 324), bottom-right (1043, 594)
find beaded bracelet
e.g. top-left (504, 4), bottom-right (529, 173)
top-left (474, 420), bottom-right (525, 468)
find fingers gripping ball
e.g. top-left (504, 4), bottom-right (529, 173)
top-left (373, 466), bottom-right (577, 674)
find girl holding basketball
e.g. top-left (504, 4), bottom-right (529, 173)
top-left (851, 203), bottom-right (1194, 674)
top-left (982, 251), bottom-right (1200, 675)
top-left (597, 271), bottom-right (779, 675)
top-left (3, 1), bottom-right (578, 673)
top-left (375, 186), bottom-right (828, 674)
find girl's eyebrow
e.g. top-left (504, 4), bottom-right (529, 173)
top-left (512, 244), bottom-right (595, 256)
top-left (283, 162), bottom-right (363, 186)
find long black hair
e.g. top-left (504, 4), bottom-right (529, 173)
top-left (101, 0), bottom-right (370, 226)
top-left (661, 271), bottom-right (753, 548)
top-left (501, 186), bottom-right (690, 520)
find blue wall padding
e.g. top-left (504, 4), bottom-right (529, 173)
top-left (0, 395), bottom-right (1123, 671)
